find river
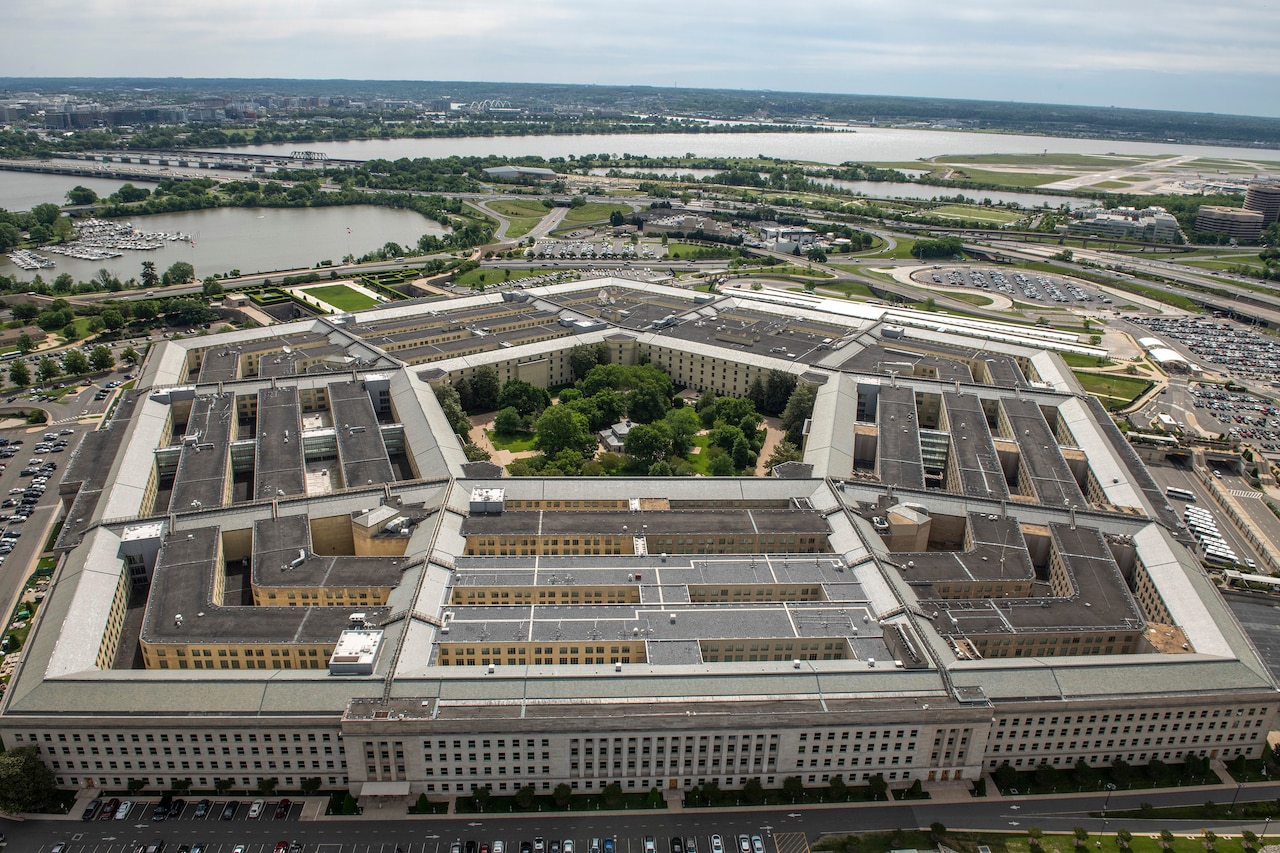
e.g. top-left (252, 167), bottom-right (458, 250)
top-left (0, 171), bottom-right (159, 214)
top-left (0, 205), bottom-right (448, 284)
top-left (209, 128), bottom-right (1280, 166)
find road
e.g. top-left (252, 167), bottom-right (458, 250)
top-left (15, 783), bottom-right (1280, 853)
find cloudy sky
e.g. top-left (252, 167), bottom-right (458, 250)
top-left (4, 0), bottom-right (1278, 117)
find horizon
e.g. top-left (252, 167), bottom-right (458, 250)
top-left (3, 0), bottom-right (1278, 119)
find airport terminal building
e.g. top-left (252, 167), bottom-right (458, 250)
top-left (1, 278), bottom-right (1274, 800)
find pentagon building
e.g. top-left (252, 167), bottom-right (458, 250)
top-left (2, 279), bottom-right (1273, 801)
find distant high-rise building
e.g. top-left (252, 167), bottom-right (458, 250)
top-left (1244, 180), bottom-right (1280, 225)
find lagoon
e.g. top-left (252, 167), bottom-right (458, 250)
top-left (0, 171), bottom-right (158, 214)
top-left (0, 205), bottom-right (447, 284)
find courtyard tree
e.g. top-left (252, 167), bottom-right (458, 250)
top-left (534, 405), bottom-right (593, 457)
top-left (624, 421), bottom-right (672, 465)
top-left (498, 378), bottom-right (551, 418)
top-left (0, 745), bottom-right (60, 814)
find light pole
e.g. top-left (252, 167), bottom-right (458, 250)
top-left (1231, 781), bottom-right (1243, 813)
top-left (1262, 815), bottom-right (1272, 847)
top-left (1103, 783), bottom-right (1116, 826)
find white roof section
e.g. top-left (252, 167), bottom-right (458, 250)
top-left (1149, 347), bottom-right (1188, 364)
top-left (1057, 396), bottom-right (1147, 510)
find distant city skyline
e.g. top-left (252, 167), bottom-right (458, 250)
top-left (3, 0), bottom-right (1278, 119)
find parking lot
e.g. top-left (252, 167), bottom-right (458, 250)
top-left (1129, 315), bottom-right (1280, 385)
top-left (916, 267), bottom-right (1109, 304)
top-left (83, 796), bottom-right (303, 824)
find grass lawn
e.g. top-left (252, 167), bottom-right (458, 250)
top-left (562, 202), bottom-right (632, 225)
top-left (301, 283), bottom-right (380, 311)
top-left (488, 430), bottom-right (537, 452)
top-left (665, 242), bottom-right (736, 259)
top-left (835, 237), bottom-right (918, 261)
top-left (1179, 258), bottom-right (1269, 273)
top-left (945, 291), bottom-right (996, 307)
top-left (815, 280), bottom-right (877, 299)
top-left (453, 267), bottom-right (558, 288)
top-left (1073, 371), bottom-right (1153, 408)
top-left (1092, 181), bottom-right (1130, 189)
top-left (940, 167), bottom-right (1066, 187)
top-left (932, 153), bottom-right (1157, 168)
top-left (684, 434), bottom-right (716, 475)
top-left (931, 204), bottom-right (1024, 224)
top-left (1059, 352), bottom-right (1116, 368)
top-left (486, 199), bottom-right (552, 239)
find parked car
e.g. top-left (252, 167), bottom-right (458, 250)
top-left (81, 799), bottom-right (103, 821)
top-left (222, 800), bottom-right (240, 820)
top-left (193, 799), bottom-right (211, 818)
top-left (274, 798), bottom-right (291, 818)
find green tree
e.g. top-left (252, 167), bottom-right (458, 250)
top-left (498, 378), bottom-right (551, 418)
top-left (1117, 830), bottom-right (1133, 850)
top-left (709, 453), bottom-right (736, 476)
top-left (828, 774), bottom-right (848, 801)
top-left (553, 782), bottom-right (573, 809)
top-left (664, 406), bottom-right (701, 457)
top-left (764, 440), bottom-right (803, 472)
top-left (31, 202), bottom-right (61, 227)
top-left (780, 382), bottom-right (817, 446)
top-left (624, 420), bottom-right (673, 465)
top-left (930, 822), bottom-right (947, 842)
top-left (569, 343), bottom-right (604, 379)
top-left (867, 774), bottom-right (888, 801)
top-left (62, 348), bottom-right (90, 375)
top-left (515, 785), bottom-right (537, 810)
top-left (101, 309), bottom-right (125, 332)
top-left (165, 261), bottom-right (196, 285)
top-left (15, 333), bottom-right (34, 354)
top-left (0, 745), bottom-right (60, 813)
top-left (470, 365), bottom-right (502, 412)
top-left (1073, 827), bottom-right (1089, 848)
top-left (413, 792), bottom-right (431, 814)
top-left (602, 781), bottom-right (623, 807)
top-left (782, 776), bottom-right (805, 802)
top-left (66, 185), bottom-right (99, 205)
top-left (806, 247), bottom-right (828, 263)
top-left (534, 405), bottom-right (593, 457)
top-left (472, 785), bottom-right (491, 812)
top-left (121, 345), bottom-right (140, 365)
top-left (256, 777), bottom-right (278, 797)
top-left (115, 183), bottom-right (150, 203)
top-left (1242, 831), bottom-right (1258, 851)
top-left (214, 777), bottom-right (234, 795)
top-left (1160, 830), bottom-right (1175, 850)
top-left (37, 356), bottom-right (61, 383)
top-left (300, 777), bottom-right (322, 796)
top-left (494, 406), bottom-right (525, 435)
top-left (742, 777), bottom-right (765, 805)
top-left (202, 276), bottom-right (225, 297)
top-left (128, 777), bottom-right (147, 795)
top-left (141, 261), bottom-right (159, 290)
top-left (1028, 828), bottom-right (1044, 851)
top-left (9, 360), bottom-right (31, 388)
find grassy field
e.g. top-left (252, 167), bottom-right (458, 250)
top-left (453, 267), bottom-right (557, 288)
top-left (488, 430), bottom-right (537, 452)
top-left (562, 202), bottom-right (632, 225)
top-left (1179, 258), bottom-right (1269, 273)
top-left (814, 280), bottom-right (877, 299)
top-left (944, 291), bottom-right (996, 307)
top-left (1060, 352), bottom-right (1116, 368)
top-left (486, 199), bottom-right (552, 238)
top-left (931, 204), bottom-right (1024, 224)
top-left (301, 283), bottom-right (380, 311)
top-left (939, 167), bottom-right (1067, 187)
top-left (1073, 371), bottom-right (1153, 408)
top-left (932, 153), bottom-right (1160, 168)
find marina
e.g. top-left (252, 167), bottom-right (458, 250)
top-left (40, 218), bottom-right (192, 263)
top-left (4, 249), bottom-right (55, 271)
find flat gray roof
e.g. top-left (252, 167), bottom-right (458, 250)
top-left (254, 385), bottom-right (307, 501)
top-left (877, 385), bottom-right (925, 490)
top-left (169, 393), bottom-right (235, 512)
top-left (251, 514), bottom-right (409, 591)
top-left (461, 508), bottom-right (833, 539)
top-left (142, 526), bottom-right (390, 644)
top-left (329, 380), bottom-right (394, 488)
top-left (944, 392), bottom-right (1010, 500)
top-left (1002, 396), bottom-right (1087, 508)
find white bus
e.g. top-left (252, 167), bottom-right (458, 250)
top-left (1167, 486), bottom-right (1196, 502)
